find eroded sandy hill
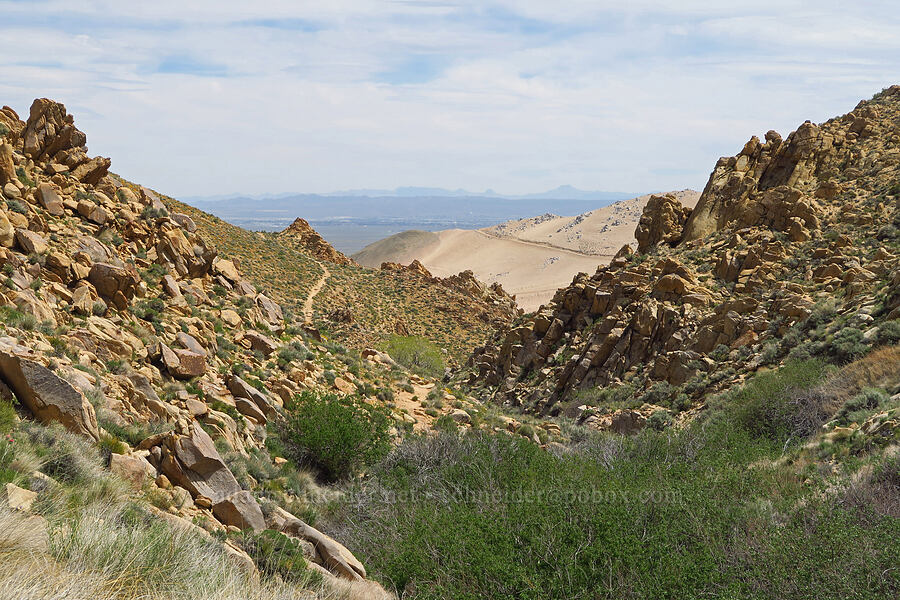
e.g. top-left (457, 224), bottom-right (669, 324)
top-left (353, 191), bottom-right (699, 312)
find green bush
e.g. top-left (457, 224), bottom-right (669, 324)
top-left (830, 327), bottom-right (868, 362)
top-left (238, 529), bottom-right (317, 584)
top-left (718, 359), bottom-right (830, 443)
top-left (333, 412), bottom-right (899, 600)
top-left (647, 409), bottom-right (673, 431)
top-left (876, 320), bottom-right (900, 345)
top-left (279, 391), bottom-right (392, 481)
top-left (834, 387), bottom-right (888, 425)
top-left (380, 335), bottom-right (445, 378)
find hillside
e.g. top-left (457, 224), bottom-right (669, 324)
top-left (466, 87), bottom-right (900, 423)
top-left (165, 197), bottom-right (519, 364)
top-left (0, 98), bottom-right (536, 599)
top-left (0, 89), bottom-right (897, 600)
top-left (353, 191), bottom-right (699, 311)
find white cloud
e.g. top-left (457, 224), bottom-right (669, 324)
top-left (0, 0), bottom-right (897, 197)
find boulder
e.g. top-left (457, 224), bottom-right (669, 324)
top-left (267, 505), bottom-right (367, 581)
top-left (212, 257), bottom-right (240, 282)
top-left (35, 183), bottom-right (64, 216)
top-left (0, 143), bottom-right (15, 186)
top-left (244, 331), bottom-right (278, 356)
top-left (109, 453), bottom-right (156, 491)
top-left (212, 490), bottom-right (266, 531)
top-left (635, 193), bottom-right (691, 253)
top-left (70, 156), bottom-right (111, 185)
top-left (234, 397), bottom-right (267, 424)
top-left (88, 262), bottom-right (139, 300)
top-left (164, 424), bottom-right (241, 503)
top-left (0, 211), bottom-right (13, 247)
top-left (0, 347), bottom-right (99, 440)
top-left (14, 229), bottom-right (48, 255)
top-left (255, 293), bottom-right (283, 324)
top-left (227, 375), bottom-right (274, 417)
top-left (2, 483), bottom-right (37, 512)
top-left (22, 98), bottom-right (87, 160)
top-left (172, 349), bottom-right (206, 378)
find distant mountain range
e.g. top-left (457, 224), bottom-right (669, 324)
top-left (182, 185), bottom-right (639, 204)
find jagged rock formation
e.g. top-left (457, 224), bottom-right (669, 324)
top-left (278, 217), bottom-right (353, 265)
top-left (635, 193), bottom-right (692, 252)
top-left (468, 87), bottom-right (900, 423)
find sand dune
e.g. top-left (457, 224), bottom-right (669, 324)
top-left (353, 190), bottom-right (699, 312)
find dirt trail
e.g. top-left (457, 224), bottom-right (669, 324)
top-left (303, 262), bottom-right (330, 323)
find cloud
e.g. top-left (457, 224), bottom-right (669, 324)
top-left (0, 1), bottom-right (897, 197)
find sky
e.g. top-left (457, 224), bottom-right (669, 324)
top-left (0, 1), bottom-right (898, 198)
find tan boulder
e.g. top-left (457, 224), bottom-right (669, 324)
top-left (35, 183), bottom-right (64, 216)
top-left (255, 293), bottom-right (283, 324)
top-left (635, 193), bottom-right (691, 253)
top-left (2, 483), bottom-right (37, 512)
top-left (212, 490), bottom-right (266, 531)
top-left (220, 309), bottom-right (241, 328)
top-left (14, 229), bottom-right (48, 255)
top-left (0, 143), bottom-right (15, 186)
top-left (22, 98), bottom-right (87, 160)
top-left (88, 262), bottom-right (139, 299)
top-left (109, 453), bottom-right (156, 491)
top-left (267, 505), bottom-right (367, 581)
top-left (0, 211), bottom-right (13, 247)
top-left (70, 156), bottom-right (111, 185)
top-left (0, 346), bottom-right (99, 440)
top-left (244, 330), bottom-right (278, 356)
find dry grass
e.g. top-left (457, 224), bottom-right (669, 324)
top-left (0, 505), bottom-right (392, 600)
top-left (825, 345), bottom-right (900, 403)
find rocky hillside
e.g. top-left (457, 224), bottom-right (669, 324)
top-left (0, 98), bottom-right (537, 597)
top-left (278, 217), bottom-right (353, 265)
top-left (164, 198), bottom-right (518, 363)
top-left (466, 87), bottom-right (900, 430)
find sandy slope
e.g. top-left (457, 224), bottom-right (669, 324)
top-left (484, 190), bottom-right (700, 255)
top-left (353, 190), bottom-right (699, 312)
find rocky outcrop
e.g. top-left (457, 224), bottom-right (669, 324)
top-left (279, 217), bottom-right (353, 265)
top-left (635, 193), bottom-right (692, 252)
top-left (0, 343), bottom-right (99, 440)
top-left (155, 425), bottom-right (265, 530)
top-left (471, 86), bottom-right (900, 419)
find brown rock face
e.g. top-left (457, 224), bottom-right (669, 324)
top-left (0, 143), bottom-right (15, 186)
top-left (0, 347), bottom-right (99, 440)
top-left (278, 217), bottom-right (353, 265)
top-left (163, 424), bottom-right (241, 503)
top-left (212, 490), bottom-right (266, 531)
top-left (36, 183), bottom-right (64, 216)
top-left (88, 262), bottom-right (140, 301)
top-left (635, 193), bottom-right (692, 252)
top-left (22, 98), bottom-right (87, 160)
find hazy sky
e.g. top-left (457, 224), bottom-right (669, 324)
top-left (1, 1), bottom-right (898, 198)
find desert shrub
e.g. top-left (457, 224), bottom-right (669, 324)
top-left (237, 529), bottom-right (317, 584)
top-left (876, 320), bottom-right (900, 345)
top-left (6, 198), bottom-right (27, 214)
top-left (332, 413), bottom-right (899, 600)
top-left (279, 391), bottom-right (392, 481)
top-left (834, 387), bottom-right (888, 425)
top-left (830, 327), bottom-right (868, 362)
top-left (647, 409), bottom-right (673, 431)
top-left (380, 335), bottom-right (445, 378)
top-left (97, 434), bottom-right (127, 460)
top-left (640, 381), bottom-right (677, 407)
top-left (573, 383), bottom-right (637, 409)
top-left (719, 359), bottom-right (830, 443)
top-left (100, 419), bottom-right (172, 447)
